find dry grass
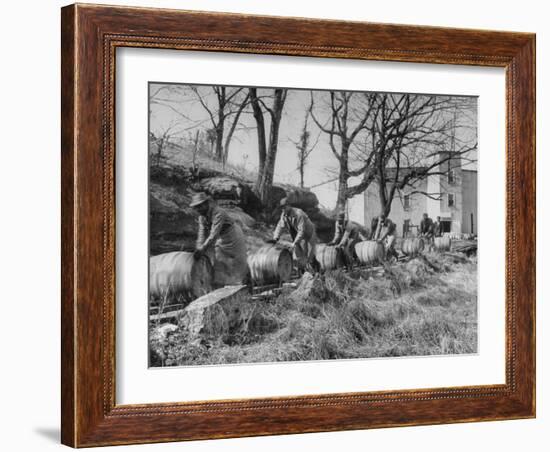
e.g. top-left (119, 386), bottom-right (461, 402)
top-left (151, 252), bottom-right (477, 366)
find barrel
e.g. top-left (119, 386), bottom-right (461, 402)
top-left (354, 241), bottom-right (384, 265)
top-left (445, 232), bottom-right (463, 240)
top-left (247, 245), bottom-right (293, 285)
top-left (315, 244), bottom-right (345, 271)
top-left (433, 236), bottom-right (452, 252)
top-left (401, 238), bottom-right (425, 256)
top-left (149, 251), bottom-right (214, 301)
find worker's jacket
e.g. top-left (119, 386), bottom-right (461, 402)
top-left (420, 217), bottom-right (434, 236)
top-left (331, 220), bottom-right (368, 246)
top-left (196, 204), bottom-right (248, 286)
top-left (378, 219), bottom-right (396, 240)
top-left (433, 221), bottom-right (443, 237)
top-left (273, 207), bottom-right (316, 245)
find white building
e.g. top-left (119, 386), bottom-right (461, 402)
top-left (363, 152), bottom-right (477, 237)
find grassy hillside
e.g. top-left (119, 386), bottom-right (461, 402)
top-left (151, 252), bottom-right (477, 366)
top-left (149, 141), bottom-right (478, 366)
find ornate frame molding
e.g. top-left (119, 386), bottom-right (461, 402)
top-left (61, 4), bottom-right (535, 447)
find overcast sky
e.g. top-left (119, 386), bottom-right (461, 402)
top-left (149, 83), bottom-right (477, 222)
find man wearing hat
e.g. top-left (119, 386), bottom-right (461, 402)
top-left (328, 211), bottom-right (368, 267)
top-left (376, 214), bottom-right (398, 261)
top-left (190, 192), bottom-right (248, 287)
top-left (420, 212), bottom-right (435, 250)
top-left (269, 198), bottom-right (319, 272)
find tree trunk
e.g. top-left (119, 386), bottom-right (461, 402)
top-left (335, 168), bottom-right (348, 214)
top-left (250, 88), bottom-right (267, 192)
top-left (214, 119), bottom-right (224, 162)
top-left (382, 199), bottom-right (392, 217)
top-left (252, 88), bottom-right (287, 206)
top-left (259, 89), bottom-right (286, 205)
top-left (258, 149), bottom-right (276, 205)
top-left (334, 143), bottom-right (349, 213)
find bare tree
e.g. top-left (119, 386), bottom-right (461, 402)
top-left (150, 120), bottom-right (180, 167)
top-left (190, 86), bottom-right (249, 165)
top-left (309, 91), bottom-right (377, 213)
top-left (249, 87), bottom-right (288, 205)
top-left (365, 94), bottom-right (477, 217)
top-left (291, 111), bottom-right (320, 188)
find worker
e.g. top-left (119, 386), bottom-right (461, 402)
top-left (376, 214), bottom-right (398, 261)
top-left (420, 213), bottom-right (434, 237)
top-left (328, 211), bottom-right (368, 267)
top-left (269, 198), bottom-right (319, 272)
top-left (190, 192), bottom-right (248, 287)
top-left (433, 216), bottom-right (443, 238)
top-left (420, 213), bottom-right (435, 249)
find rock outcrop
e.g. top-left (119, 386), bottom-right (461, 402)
top-left (149, 162), bottom-right (335, 253)
top-left (179, 284), bottom-right (251, 342)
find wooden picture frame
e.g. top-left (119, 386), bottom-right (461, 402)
top-left (61, 3), bottom-right (535, 447)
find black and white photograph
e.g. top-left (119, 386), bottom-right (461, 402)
top-left (148, 82), bottom-right (478, 367)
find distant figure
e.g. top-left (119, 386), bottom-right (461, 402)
top-left (328, 211), bottom-right (368, 266)
top-left (376, 214), bottom-right (398, 260)
top-left (433, 216), bottom-right (443, 238)
top-left (190, 192), bottom-right (248, 287)
top-left (270, 198), bottom-right (319, 272)
top-left (420, 213), bottom-right (435, 249)
top-left (190, 162), bottom-right (200, 181)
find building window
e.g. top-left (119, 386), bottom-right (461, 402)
top-left (448, 170), bottom-right (456, 184)
top-left (403, 194), bottom-right (411, 210)
top-left (447, 193), bottom-right (455, 208)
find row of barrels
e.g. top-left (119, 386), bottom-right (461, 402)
top-left (248, 242), bottom-right (383, 286)
top-left (150, 236), bottom-right (452, 300)
top-left (249, 235), bottom-right (452, 284)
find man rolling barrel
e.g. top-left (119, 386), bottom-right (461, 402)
top-left (269, 198), bottom-right (319, 273)
top-left (328, 211), bottom-right (368, 267)
top-left (375, 214), bottom-right (398, 261)
top-left (190, 192), bottom-right (248, 287)
top-left (420, 212), bottom-right (435, 250)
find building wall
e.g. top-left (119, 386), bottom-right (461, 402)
top-left (362, 152), bottom-right (477, 237)
top-left (461, 169), bottom-right (478, 234)
top-left (436, 153), bottom-right (464, 233)
top-left (363, 179), bottom-right (428, 237)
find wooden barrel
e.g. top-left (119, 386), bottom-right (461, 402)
top-left (315, 244), bottom-right (345, 271)
top-left (433, 236), bottom-right (452, 252)
top-left (149, 251), bottom-right (214, 300)
top-left (354, 241), bottom-right (384, 265)
top-left (445, 232), bottom-right (463, 240)
top-left (247, 245), bottom-right (293, 285)
top-left (401, 238), bottom-right (425, 256)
